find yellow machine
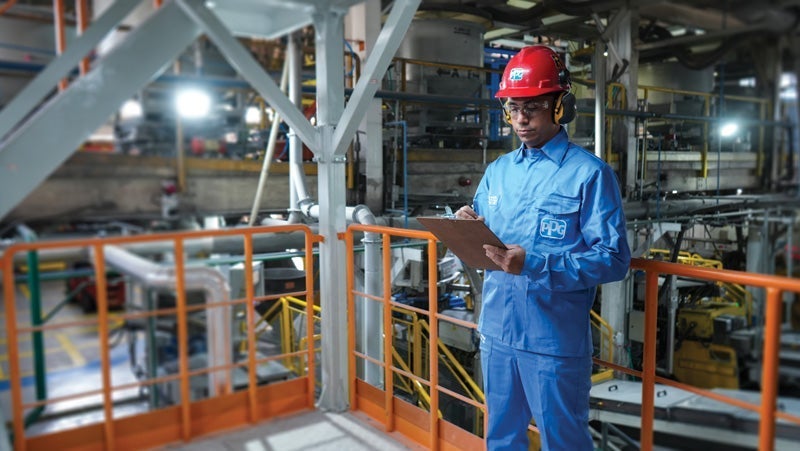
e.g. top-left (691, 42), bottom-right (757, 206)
top-left (673, 300), bottom-right (747, 389)
top-left (648, 249), bottom-right (754, 389)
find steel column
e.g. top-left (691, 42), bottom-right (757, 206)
top-left (313, 2), bottom-right (349, 411)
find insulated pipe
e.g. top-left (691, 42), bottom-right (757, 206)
top-left (248, 59), bottom-right (290, 226)
top-left (352, 204), bottom-right (383, 386)
top-left (100, 245), bottom-right (232, 396)
top-left (5, 231), bottom-right (309, 265)
top-left (288, 30), bottom-right (312, 223)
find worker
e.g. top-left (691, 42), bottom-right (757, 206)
top-left (455, 45), bottom-right (631, 450)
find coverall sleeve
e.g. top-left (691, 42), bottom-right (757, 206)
top-left (521, 165), bottom-right (630, 291)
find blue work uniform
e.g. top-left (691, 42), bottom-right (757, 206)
top-left (473, 128), bottom-right (630, 450)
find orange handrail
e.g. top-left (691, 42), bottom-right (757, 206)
top-left (630, 257), bottom-right (800, 451)
top-left (345, 224), bottom-right (485, 450)
top-left (1, 225), bottom-right (321, 451)
top-left (344, 225), bottom-right (800, 451)
top-left (54, 0), bottom-right (67, 91)
top-left (76, 0), bottom-right (90, 75)
top-left (0, 0), bottom-right (17, 15)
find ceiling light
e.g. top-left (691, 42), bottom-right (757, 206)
top-left (176, 88), bottom-right (211, 119)
top-left (720, 122), bottom-right (738, 138)
top-left (245, 106), bottom-right (262, 125)
top-left (485, 27), bottom-right (519, 40)
top-left (120, 99), bottom-right (142, 120)
top-left (507, 0), bottom-right (537, 9)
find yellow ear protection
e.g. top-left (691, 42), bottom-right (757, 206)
top-left (552, 68), bottom-right (577, 125)
top-left (553, 91), bottom-right (576, 125)
top-left (502, 100), bottom-right (512, 125)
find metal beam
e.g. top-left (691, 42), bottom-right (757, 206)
top-left (204, 1), bottom-right (314, 40)
top-left (177, 0), bottom-right (320, 153)
top-left (312, 3), bottom-right (349, 412)
top-left (204, 0), bottom-right (364, 39)
top-left (0, 1), bottom-right (202, 220)
top-left (0, 0), bottom-right (139, 141)
top-left (332, 0), bottom-right (420, 156)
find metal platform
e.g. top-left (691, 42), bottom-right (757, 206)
top-left (158, 409), bottom-right (416, 451)
top-left (590, 379), bottom-right (800, 449)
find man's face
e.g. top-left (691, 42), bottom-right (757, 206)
top-left (505, 96), bottom-right (560, 148)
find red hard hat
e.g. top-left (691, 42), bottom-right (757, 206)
top-left (495, 45), bottom-right (570, 99)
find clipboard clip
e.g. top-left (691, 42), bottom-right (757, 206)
top-left (443, 206), bottom-right (455, 218)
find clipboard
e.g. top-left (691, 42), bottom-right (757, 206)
top-left (417, 216), bottom-right (507, 271)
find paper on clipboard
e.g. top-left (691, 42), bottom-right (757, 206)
top-left (416, 216), bottom-right (508, 271)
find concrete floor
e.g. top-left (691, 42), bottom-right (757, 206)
top-left (158, 410), bottom-right (419, 451)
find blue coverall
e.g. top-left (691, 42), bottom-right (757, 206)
top-left (473, 128), bottom-right (631, 450)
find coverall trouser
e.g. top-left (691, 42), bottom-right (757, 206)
top-left (480, 334), bottom-right (592, 450)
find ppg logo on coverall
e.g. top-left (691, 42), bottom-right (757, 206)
top-left (540, 218), bottom-right (567, 239)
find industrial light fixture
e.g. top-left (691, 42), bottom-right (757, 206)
top-left (507, 0), bottom-right (537, 9)
top-left (245, 106), bottom-right (262, 125)
top-left (720, 121), bottom-right (738, 138)
top-left (120, 99), bottom-right (143, 120)
top-left (176, 88), bottom-right (211, 119)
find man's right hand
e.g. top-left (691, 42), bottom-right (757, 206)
top-left (455, 205), bottom-right (483, 221)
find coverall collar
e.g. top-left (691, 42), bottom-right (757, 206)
top-left (513, 127), bottom-right (569, 165)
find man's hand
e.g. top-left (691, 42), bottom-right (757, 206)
top-left (455, 205), bottom-right (484, 221)
top-left (484, 244), bottom-right (526, 275)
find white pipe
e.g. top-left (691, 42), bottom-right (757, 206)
top-left (351, 205), bottom-right (383, 386)
top-left (100, 245), bottom-right (232, 396)
top-left (288, 30), bottom-right (312, 224)
top-left (248, 59), bottom-right (290, 226)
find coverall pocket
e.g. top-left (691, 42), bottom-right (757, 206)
top-left (531, 195), bottom-right (581, 249)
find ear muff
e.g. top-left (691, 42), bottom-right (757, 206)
top-left (500, 100), bottom-right (512, 124)
top-left (553, 91), bottom-right (577, 125)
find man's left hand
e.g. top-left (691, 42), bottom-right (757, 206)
top-left (483, 244), bottom-right (525, 274)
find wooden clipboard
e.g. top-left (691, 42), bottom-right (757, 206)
top-left (416, 216), bottom-right (507, 271)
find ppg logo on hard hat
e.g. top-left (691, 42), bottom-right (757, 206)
top-left (509, 68), bottom-right (524, 81)
top-left (540, 218), bottom-right (567, 240)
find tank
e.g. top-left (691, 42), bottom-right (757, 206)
top-left (394, 18), bottom-right (486, 141)
top-left (637, 61), bottom-right (714, 107)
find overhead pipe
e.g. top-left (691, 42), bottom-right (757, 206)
top-left (100, 245), bottom-right (232, 396)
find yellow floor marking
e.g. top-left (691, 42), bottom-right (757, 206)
top-left (56, 333), bottom-right (86, 367)
top-left (17, 283), bottom-right (30, 299)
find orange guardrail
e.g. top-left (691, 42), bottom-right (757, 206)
top-left (5, 222), bottom-right (800, 450)
top-left (1, 225), bottom-right (320, 451)
top-left (345, 225), bottom-right (800, 451)
top-left (626, 257), bottom-right (800, 451)
top-left (344, 224), bottom-right (486, 451)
